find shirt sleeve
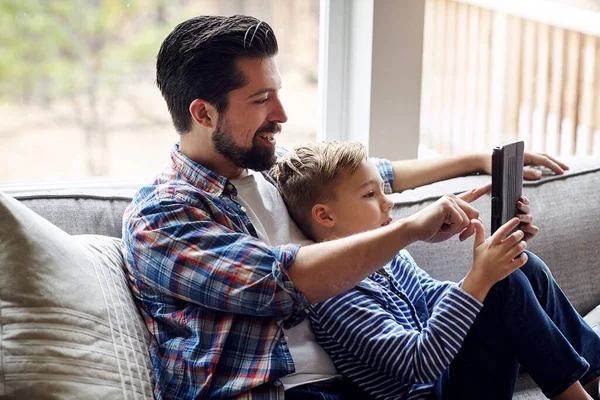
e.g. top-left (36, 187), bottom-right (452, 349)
top-left (122, 195), bottom-right (309, 324)
top-left (311, 279), bottom-right (483, 384)
top-left (396, 250), bottom-right (460, 312)
top-left (371, 157), bottom-right (394, 194)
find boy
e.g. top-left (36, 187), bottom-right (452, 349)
top-left (272, 141), bottom-right (600, 400)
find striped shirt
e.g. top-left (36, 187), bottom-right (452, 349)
top-left (121, 143), bottom-right (395, 399)
top-left (310, 250), bottom-right (484, 400)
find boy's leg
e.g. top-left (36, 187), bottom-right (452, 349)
top-left (433, 251), bottom-right (592, 400)
top-left (519, 251), bottom-right (600, 387)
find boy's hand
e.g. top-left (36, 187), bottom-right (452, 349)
top-left (407, 184), bottom-right (490, 243)
top-left (461, 218), bottom-right (528, 302)
top-left (516, 196), bottom-right (539, 242)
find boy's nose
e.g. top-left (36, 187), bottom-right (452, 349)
top-left (382, 195), bottom-right (394, 212)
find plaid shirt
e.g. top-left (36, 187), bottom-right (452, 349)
top-left (121, 143), bottom-right (394, 399)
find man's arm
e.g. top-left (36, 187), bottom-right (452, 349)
top-left (391, 154), bottom-right (486, 193)
top-left (123, 199), bottom-right (308, 321)
top-left (391, 151), bottom-right (569, 193)
top-left (289, 186), bottom-right (490, 304)
top-left (125, 181), bottom-right (487, 314)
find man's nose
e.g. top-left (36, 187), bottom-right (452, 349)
top-left (270, 97), bottom-right (288, 123)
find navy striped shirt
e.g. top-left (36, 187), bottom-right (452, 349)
top-left (309, 250), bottom-right (483, 400)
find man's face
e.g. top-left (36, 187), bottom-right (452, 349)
top-left (212, 57), bottom-right (288, 171)
top-left (324, 160), bottom-right (394, 239)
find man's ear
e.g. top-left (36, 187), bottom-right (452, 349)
top-left (189, 99), bottom-right (218, 129)
top-left (311, 203), bottom-right (335, 229)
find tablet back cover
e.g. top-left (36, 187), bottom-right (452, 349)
top-left (491, 141), bottom-right (524, 234)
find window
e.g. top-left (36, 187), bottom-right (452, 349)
top-left (0, 0), bottom-right (319, 182)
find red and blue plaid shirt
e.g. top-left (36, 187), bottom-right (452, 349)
top-left (121, 143), bottom-right (394, 399)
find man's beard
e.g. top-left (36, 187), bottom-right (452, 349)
top-left (212, 119), bottom-right (281, 171)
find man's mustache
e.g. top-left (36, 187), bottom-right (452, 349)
top-left (255, 123), bottom-right (282, 135)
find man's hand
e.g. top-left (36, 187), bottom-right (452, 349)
top-left (406, 183), bottom-right (490, 244)
top-left (523, 152), bottom-right (569, 180)
top-left (516, 196), bottom-right (539, 241)
top-left (481, 152), bottom-right (569, 180)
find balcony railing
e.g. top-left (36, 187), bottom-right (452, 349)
top-left (420, 0), bottom-right (600, 157)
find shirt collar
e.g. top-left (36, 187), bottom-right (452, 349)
top-left (170, 143), bottom-right (237, 197)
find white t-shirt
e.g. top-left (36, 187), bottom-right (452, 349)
top-left (231, 170), bottom-right (339, 389)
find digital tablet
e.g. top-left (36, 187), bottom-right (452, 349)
top-left (491, 141), bottom-right (524, 234)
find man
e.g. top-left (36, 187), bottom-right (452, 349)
top-left (121, 15), bottom-right (569, 399)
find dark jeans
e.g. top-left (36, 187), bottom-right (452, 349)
top-left (285, 378), bottom-right (371, 400)
top-left (429, 251), bottom-right (600, 400)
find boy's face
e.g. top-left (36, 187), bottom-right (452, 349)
top-left (324, 160), bottom-right (394, 239)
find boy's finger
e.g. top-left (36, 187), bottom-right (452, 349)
top-left (508, 252), bottom-right (528, 274)
top-left (516, 201), bottom-right (530, 214)
top-left (490, 217), bottom-right (520, 245)
top-left (502, 229), bottom-right (524, 247)
top-left (472, 219), bottom-right (485, 247)
top-left (458, 183), bottom-right (492, 203)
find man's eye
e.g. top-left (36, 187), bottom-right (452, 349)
top-left (364, 191), bottom-right (375, 198)
top-left (254, 98), bottom-right (269, 104)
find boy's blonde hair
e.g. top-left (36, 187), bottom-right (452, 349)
top-left (272, 141), bottom-right (367, 238)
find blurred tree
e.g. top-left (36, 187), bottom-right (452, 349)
top-left (0, 0), bottom-right (171, 175)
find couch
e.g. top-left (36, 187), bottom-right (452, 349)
top-left (1, 157), bottom-right (599, 399)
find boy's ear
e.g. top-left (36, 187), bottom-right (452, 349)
top-left (312, 203), bottom-right (335, 228)
top-left (189, 99), bottom-right (218, 129)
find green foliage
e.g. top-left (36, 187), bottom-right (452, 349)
top-left (0, 0), bottom-right (166, 103)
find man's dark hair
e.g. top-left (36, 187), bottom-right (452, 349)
top-left (156, 15), bottom-right (278, 133)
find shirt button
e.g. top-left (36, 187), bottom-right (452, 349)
top-left (273, 380), bottom-right (282, 387)
top-left (225, 183), bottom-right (234, 192)
top-left (240, 206), bottom-right (247, 213)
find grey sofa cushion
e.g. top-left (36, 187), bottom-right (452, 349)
top-left (0, 191), bottom-right (154, 399)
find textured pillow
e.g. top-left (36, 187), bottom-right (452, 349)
top-left (0, 191), bottom-right (154, 399)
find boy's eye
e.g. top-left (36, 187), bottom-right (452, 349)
top-left (364, 191), bottom-right (375, 198)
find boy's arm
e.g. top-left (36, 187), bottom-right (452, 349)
top-left (311, 283), bottom-right (483, 384)
top-left (393, 251), bottom-right (456, 313)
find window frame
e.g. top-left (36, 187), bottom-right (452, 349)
top-left (318, 0), bottom-right (426, 161)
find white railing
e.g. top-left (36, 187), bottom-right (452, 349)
top-left (420, 0), bottom-right (600, 157)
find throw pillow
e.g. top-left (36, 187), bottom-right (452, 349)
top-left (0, 191), bottom-right (154, 399)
